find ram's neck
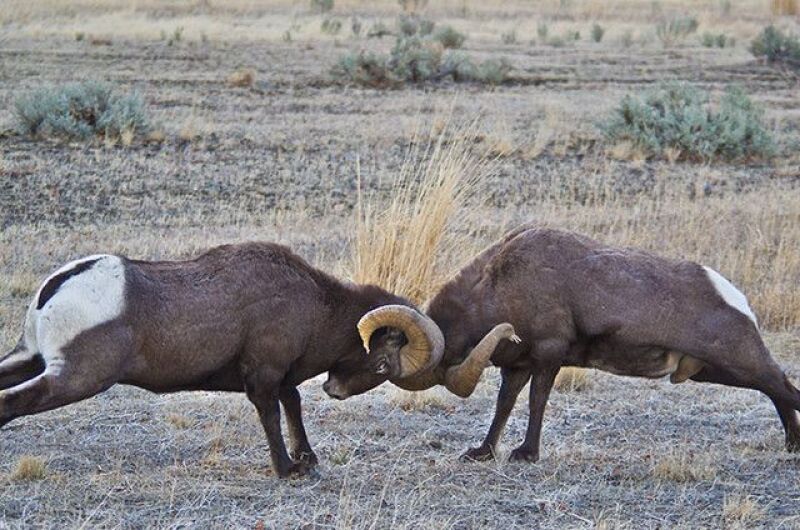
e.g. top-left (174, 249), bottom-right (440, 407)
top-left (427, 273), bottom-right (496, 368)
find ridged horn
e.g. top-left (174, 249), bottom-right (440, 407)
top-left (357, 305), bottom-right (445, 378)
top-left (443, 323), bottom-right (521, 398)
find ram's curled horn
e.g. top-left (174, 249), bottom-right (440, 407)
top-left (444, 323), bottom-right (521, 398)
top-left (357, 305), bottom-right (445, 378)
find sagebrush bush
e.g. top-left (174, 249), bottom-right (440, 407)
top-left (701, 32), bottom-right (733, 48)
top-left (432, 25), bottom-right (465, 49)
top-left (15, 81), bottom-right (149, 144)
top-left (750, 25), bottom-right (800, 65)
top-left (334, 32), bottom-right (510, 86)
top-left (591, 23), bottom-right (605, 43)
top-left (397, 15), bottom-right (435, 37)
top-left (501, 30), bottom-right (517, 44)
top-left (442, 54), bottom-right (511, 84)
top-left (391, 36), bottom-right (444, 82)
top-left (334, 51), bottom-right (400, 88)
top-left (656, 16), bottom-right (699, 46)
top-left (321, 17), bottom-right (343, 35)
top-left (601, 83), bottom-right (775, 162)
top-left (537, 21), bottom-right (549, 40)
top-left (310, 0), bottom-right (334, 13)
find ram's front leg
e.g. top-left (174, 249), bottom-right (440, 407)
top-left (279, 386), bottom-right (318, 466)
top-left (461, 367), bottom-right (531, 462)
top-left (509, 363), bottom-right (560, 462)
top-left (244, 370), bottom-right (310, 478)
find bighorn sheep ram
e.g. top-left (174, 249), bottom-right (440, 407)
top-left (0, 242), bottom-right (445, 477)
top-left (331, 226), bottom-right (800, 462)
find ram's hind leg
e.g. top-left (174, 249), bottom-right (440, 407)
top-left (691, 365), bottom-right (800, 452)
top-left (0, 348), bottom-right (45, 390)
top-left (0, 326), bottom-right (128, 428)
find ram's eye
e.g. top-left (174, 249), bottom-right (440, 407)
top-left (376, 361), bottom-right (390, 375)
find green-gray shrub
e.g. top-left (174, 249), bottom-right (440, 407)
top-left (367, 21), bottom-right (392, 38)
top-left (601, 83), bottom-right (775, 162)
top-left (333, 51), bottom-right (399, 88)
top-left (750, 25), bottom-right (800, 65)
top-left (591, 23), bottom-right (605, 43)
top-left (351, 17), bottom-right (362, 37)
top-left (441, 53), bottom-right (510, 85)
top-left (432, 25), bottom-right (465, 48)
top-left (398, 0), bottom-right (428, 12)
top-left (311, 0), bottom-right (334, 13)
top-left (656, 16), bottom-right (699, 46)
top-left (334, 35), bottom-right (510, 86)
top-left (390, 36), bottom-right (443, 82)
top-left (474, 58), bottom-right (512, 84)
top-left (537, 21), bottom-right (549, 41)
top-left (321, 17), bottom-right (342, 35)
top-left (397, 15), bottom-right (435, 37)
top-left (15, 81), bottom-right (149, 142)
top-left (701, 32), bottom-right (733, 48)
top-left (501, 30), bottom-right (517, 45)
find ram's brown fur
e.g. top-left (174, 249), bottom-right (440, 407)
top-left (0, 242), bottom-right (417, 478)
top-left (426, 226), bottom-right (800, 462)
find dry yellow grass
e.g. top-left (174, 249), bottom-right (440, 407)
top-left (553, 367), bottom-right (591, 392)
top-left (1, 0), bottom-right (774, 44)
top-left (653, 450), bottom-right (716, 482)
top-left (166, 414), bottom-right (193, 430)
top-left (350, 121), bottom-right (491, 305)
top-left (227, 68), bottom-right (255, 88)
top-left (771, 0), bottom-right (798, 15)
top-left (10, 456), bottom-right (47, 482)
top-left (2, 271), bottom-right (39, 299)
top-left (723, 494), bottom-right (766, 527)
top-left (390, 387), bottom-right (452, 411)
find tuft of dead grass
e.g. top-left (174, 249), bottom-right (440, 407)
top-left (350, 119), bottom-right (492, 305)
top-left (390, 386), bottom-right (453, 412)
top-left (10, 456), bottom-right (47, 482)
top-left (652, 450), bottom-right (716, 482)
top-left (771, 0), bottom-right (798, 15)
top-left (4, 271), bottom-right (39, 299)
top-left (166, 414), bottom-right (193, 430)
top-left (553, 367), bottom-right (591, 392)
top-left (227, 68), bottom-right (256, 88)
top-left (723, 494), bottom-right (766, 528)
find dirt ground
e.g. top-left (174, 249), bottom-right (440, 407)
top-left (1, 1), bottom-right (800, 528)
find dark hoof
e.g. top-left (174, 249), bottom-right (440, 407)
top-left (786, 437), bottom-right (800, 453)
top-left (508, 447), bottom-right (539, 463)
top-left (277, 461), bottom-right (317, 479)
top-left (460, 446), bottom-right (496, 462)
top-left (291, 450), bottom-right (319, 467)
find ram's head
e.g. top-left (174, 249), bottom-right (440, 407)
top-left (324, 304), bottom-right (519, 399)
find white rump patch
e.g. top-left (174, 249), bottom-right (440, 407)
top-left (703, 266), bottom-right (758, 327)
top-left (23, 255), bottom-right (126, 374)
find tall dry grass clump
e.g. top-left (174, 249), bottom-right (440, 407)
top-left (350, 122), bottom-right (492, 305)
top-left (771, 0), bottom-right (798, 15)
top-left (350, 121), bottom-right (495, 408)
top-left (9, 455), bottom-right (47, 482)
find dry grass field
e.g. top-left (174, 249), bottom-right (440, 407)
top-left (2, 0), bottom-right (800, 528)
